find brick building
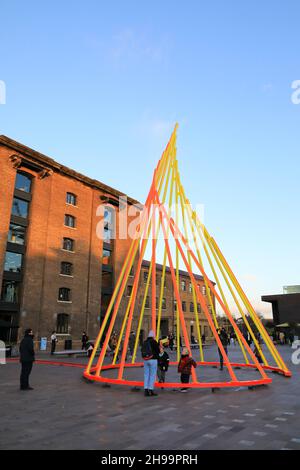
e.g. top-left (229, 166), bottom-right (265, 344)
top-left (124, 261), bottom-right (214, 343)
top-left (0, 135), bottom-right (214, 347)
top-left (0, 135), bottom-right (140, 346)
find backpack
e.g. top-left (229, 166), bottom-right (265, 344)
top-left (141, 339), bottom-right (153, 360)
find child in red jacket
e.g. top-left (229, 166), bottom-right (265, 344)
top-left (178, 347), bottom-right (197, 392)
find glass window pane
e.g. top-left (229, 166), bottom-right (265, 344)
top-left (57, 314), bottom-right (69, 334)
top-left (8, 223), bottom-right (26, 245)
top-left (12, 198), bottom-right (29, 218)
top-left (1, 280), bottom-right (20, 302)
top-left (4, 252), bottom-right (23, 273)
top-left (15, 173), bottom-right (31, 193)
top-left (102, 249), bottom-right (112, 265)
top-left (65, 214), bottom-right (75, 228)
top-left (66, 193), bottom-right (76, 205)
top-left (102, 271), bottom-right (113, 289)
top-left (63, 238), bottom-right (74, 251)
top-left (104, 228), bottom-right (112, 243)
top-left (104, 209), bottom-right (112, 224)
top-left (58, 288), bottom-right (71, 301)
top-left (61, 262), bottom-right (73, 276)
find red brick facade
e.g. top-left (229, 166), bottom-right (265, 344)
top-left (0, 135), bottom-right (214, 349)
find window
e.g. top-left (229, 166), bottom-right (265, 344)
top-left (189, 282), bottom-right (193, 293)
top-left (202, 286), bottom-right (206, 296)
top-left (8, 223), bottom-right (26, 245)
top-left (197, 304), bottom-right (201, 314)
top-left (102, 248), bottom-right (112, 266)
top-left (101, 271), bottom-right (113, 289)
top-left (60, 262), bottom-right (73, 276)
top-left (181, 280), bottom-right (186, 291)
top-left (4, 252), bottom-right (23, 273)
top-left (15, 172), bottom-right (32, 193)
top-left (12, 198), bottom-right (29, 218)
top-left (1, 280), bottom-right (20, 303)
top-left (174, 299), bottom-right (177, 311)
top-left (145, 296), bottom-right (150, 309)
top-left (64, 214), bottom-right (76, 228)
top-left (143, 271), bottom-right (148, 283)
top-left (103, 207), bottom-right (115, 244)
top-left (127, 285), bottom-right (133, 297)
top-left (103, 228), bottom-right (112, 243)
top-left (62, 238), bottom-right (74, 251)
top-left (104, 208), bottom-right (112, 223)
top-left (190, 302), bottom-right (194, 313)
top-left (56, 314), bottom-right (69, 334)
top-left (182, 301), bottom-right (186, 312)
top-left (162, 298), bottom-right (167, 310)
top-left (58, 288), bottom-right (71, 302)
top-left (66, 193), bottom-right (77, 206)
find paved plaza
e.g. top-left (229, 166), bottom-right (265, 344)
top-left (0, 345), bottom-right (299, 450)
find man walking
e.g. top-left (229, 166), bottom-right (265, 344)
top-left (19, 328), bottom-right (35, 391)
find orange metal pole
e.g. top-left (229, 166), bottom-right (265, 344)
top-left (156, 194), bottom-right (197, 383)
top-left (158, 199), bottom-right (269, 380)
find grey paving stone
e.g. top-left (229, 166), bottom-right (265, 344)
top-left (1, 346), bottom-right (299, 450)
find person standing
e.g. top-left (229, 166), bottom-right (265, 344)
top-left (50, 331), bottom-right (58, 355)
top-left (218, 327), bottom-right (229, 371)
top-left (129, 331), bottom-right (136, 357)
top-left (168, 333), bottom-right (174, 351)
top-left (279, 331), bottom-right (285, 345)
top-left (157, 342), bottom-right (170, 386)
top-left (142, 330), bottom-right (160, 397)
top-left (81, 331), bottom-right (89, 350)
top-left (178, 347), bottom-right (197, 392)
top-left (19, 328), bottom-right (35, 391)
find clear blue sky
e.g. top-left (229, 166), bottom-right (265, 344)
top-left (1, 1), bottom-right (300, 316)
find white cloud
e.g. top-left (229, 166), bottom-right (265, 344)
top-left (85, 28), bottom-right (171, 67)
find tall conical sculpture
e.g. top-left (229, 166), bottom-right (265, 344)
top-left (84, 125), bottom-right (291, 389)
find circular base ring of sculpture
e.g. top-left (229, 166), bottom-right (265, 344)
top-left (83, 361), bottom-right (291, 389)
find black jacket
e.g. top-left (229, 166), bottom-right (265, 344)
top-left (148, 337), bottom-right (160, 360)
top-left (19, 335), bottom-right (35, 363)
top-left (158, 351), bottom-right (170, 371)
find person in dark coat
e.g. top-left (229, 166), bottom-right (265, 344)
top-left (142, 330), bottom-right (160, 397)
top-left (157, 342), bottom-right (170, 385)
top-left (19, 328), bottom-right (35, 391)
top-left (129, 331), bottom-right (136, 357)
top-left (217, 327), bottom-right (229, 371)
top-left (81, 332), bottom-right (89, 350)
top-left (168, 333), bottom-right (174, 351)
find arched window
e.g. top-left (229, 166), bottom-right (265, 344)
top-left (60, 262), bottom-right (73, 276)
top-left (56, 314), bottom-right (69, 334)
top-left (66, 193), bottom-right (77, 206)
top-left (15, 171), bottom-right (32, 193)
top-left (62, 238), bottom-right (74, 251)
top-left (58, 288), bottom-right (71, 302)
top-left (64, 214), bottom-right (76, 228)
top-left (103, 206), bottom-right (115, 244)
